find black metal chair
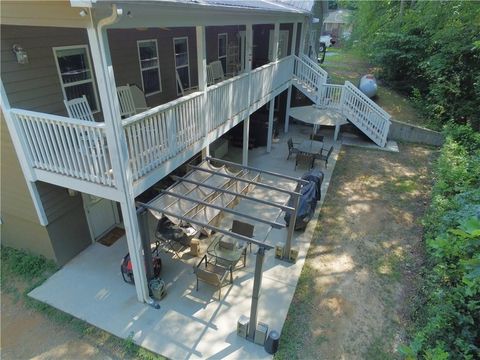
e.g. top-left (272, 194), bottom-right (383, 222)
top-left (295, 151), bottom-right (314, 170)
top-left (193, 254), bottom-right (232, 300)
top-left (316, 146), bottom-right (334, 168)
top-left (231, 219), bottom-right (254, 257)
top-left (287, 138), bottom-right (300, 160)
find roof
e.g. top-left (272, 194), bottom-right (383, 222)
top-left (324, 9), bottom-right (351, 24)
top-left (73, 0), bottom-right (314, 14)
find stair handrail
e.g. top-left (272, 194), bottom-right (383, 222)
top-left (344, 81), bottom-right (391, 121)
top-left (300, 53), bottom-right (328, 80)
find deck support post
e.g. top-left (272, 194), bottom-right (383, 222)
top-left (243, 24), bottom-right (253, 167)
top-left (242, 116), bottom-right (250, 166)
top-left (248, 246), bottom-right (266, 342)
top-left (87, 15), bottom-right (149, 303)
top-left (196, 25), bottom-right (210, 158)
top-left (267, 97), bottom-right (275, 153)
top-left (291, 22), bottom-right (298, 56)
top-left (284, 84), bottom-right (292, 134)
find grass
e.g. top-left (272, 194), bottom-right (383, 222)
top-left (321, 47), bottom-right (432, 129)
top-left (0, 246), bottom-right (166, 360)
top-left (275, 144), bottom-right (436, 359)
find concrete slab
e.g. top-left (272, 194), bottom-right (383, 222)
top-left (29, 124), bottom-right (339, 359)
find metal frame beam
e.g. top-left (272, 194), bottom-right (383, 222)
top-left (188, 165), bottom-right (301, 196)
top-left (137, 201), bottom-right (274, 250)
top-left (206, 156), bottom-right (309, 185)
top-left (171, 175), bottom-right (295, 213)
top-left (160, 190), bottom-right (285, 229)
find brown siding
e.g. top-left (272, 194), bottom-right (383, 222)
top-left (0, 111), bottom-right (55, 260)
top-left (0, 25), bottom-right (100, 117)
top-left (108, 27), bottom-right (198, 107)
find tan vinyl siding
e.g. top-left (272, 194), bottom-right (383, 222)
top-left (0, 111), bottom-right (55, 260)
top-left (0, 25), bottom-right (100, 118)
top-left (108, 27), bottom-right (198, 106)
top-left (1, 1), bottom-right (90, 28)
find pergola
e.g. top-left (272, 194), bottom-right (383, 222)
top-left (137, 157), bottom-right (308, 341)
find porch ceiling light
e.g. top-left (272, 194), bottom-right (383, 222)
top-left (12, 44), bottom-right (28, 64)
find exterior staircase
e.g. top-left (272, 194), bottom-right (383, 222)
top-left (292, 54), bottom-right (391, 147)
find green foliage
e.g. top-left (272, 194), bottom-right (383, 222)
top-left (1, 246), bottom-right (57, 280)
top-left (351, 1), bottom-right (480, 130)
top-left (402, 124), bottom-right (480, 359)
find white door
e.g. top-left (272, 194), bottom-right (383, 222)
top-left (82, 194), bottom-right (119, 241)
top-left (268, 30), bottom-right (289, 61)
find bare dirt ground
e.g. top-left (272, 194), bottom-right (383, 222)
top-left (276, 144), bottom-right (437, 359)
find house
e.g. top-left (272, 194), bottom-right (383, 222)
top-left (1, 0), bottom-right (391, 308)
top-left (322, 9), bottom-right (353, 43)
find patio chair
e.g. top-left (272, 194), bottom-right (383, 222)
top-left (287, 138), bottom-right (300, 160)
top-left (316, 146), bottom-right (334, 168)
top-left (176, 71), bottom-right (199, 96)
top-left (194, 254), bottom-right (232, 300)
top-left (295, 152), bottom-right (314, 171)
top-left (64, 95), bottom-right (95, 122)
top-left (206, 60), bottom-right (225, 85)
top-left (116, 85), bottom-right (137, 118)
top-left (155, 217), bottom-right (193, 258)
top-left (231, 219), bottom-right (254, 256)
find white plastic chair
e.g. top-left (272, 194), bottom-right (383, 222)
top-left (207, 60), bottom-right (225, 85)
top-left (64, 95), bottom-right (95, 122)
top-left (176, 71), bottom-right (198, 96)
top-left (116, 85), bottom-right (137, 118)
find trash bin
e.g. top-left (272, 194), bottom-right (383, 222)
top-left (264, 330), bottom-right (280, 354)
top-left (149, 278), bottom-right (166, 300)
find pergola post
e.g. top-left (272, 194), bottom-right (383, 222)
top-left (284, 190), bottom-right (300, 258)
top-left (248, 246), bottom-right (266, 341)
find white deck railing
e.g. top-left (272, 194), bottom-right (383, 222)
top-left (206, 73), bottom-right (249, 132)
top-left (125, 56), bottom-right (294, 182)
top-left (320, 84), bottom-right (343, 110)
top-left (11, 109), bottom-right (114, 186)
top-left (122, 92), bottom-right (204, 181)
top-left (292, 56), bottom-right (391, 147)
top-left (342, 81), bottom-right (391, 147)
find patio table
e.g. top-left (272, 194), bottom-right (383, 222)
top-left (207, 234), bottom-right (247, 271)
top-left (298, 139), bottom-right (323, 156)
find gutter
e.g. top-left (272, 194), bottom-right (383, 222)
top-left (92, 5), bottom-right (159, 308)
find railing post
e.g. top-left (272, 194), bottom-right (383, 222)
top-left (196, 25), bottom-right (209, 157)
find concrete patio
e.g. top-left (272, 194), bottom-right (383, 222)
top-left (29, 123), bottom-right (340, 359)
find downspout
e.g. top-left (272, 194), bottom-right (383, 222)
top-left (92, 5), bottom-right (158, 308)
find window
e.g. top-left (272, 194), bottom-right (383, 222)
top-left (53, 45), bottom-right (99, 112)
top-left (137, 39), bottom-right (162, 96)
top-left (218, 33), bottom-right (227, 73)
top-left (173, 37), bottom-right (191, 95)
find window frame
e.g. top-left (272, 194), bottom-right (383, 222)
top-left (52, 44), bottom-right (100, 113)
top-left (218, 32), bottom-right (228, 71)
top-left (137, 39), bottom-right (162, 97)
top-left (173, 36), bottom-right (191, 96)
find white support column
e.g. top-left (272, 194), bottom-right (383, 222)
top-left (243, 24), bottom-right (253, 166)
top-left (299, 19), bottom-right (306, 56)
top-left (267, 97), bottom-right (275, 153)
top-left (196, 25), bottom-right (209, 158)
top-left (242, 117), bottom-right (250, 166)
top-left (284, 84), bottom-right (292, 134)
top-left (0, 80), bottom-right (49, 226)
top-left (87, 24), bottom-right (150, 304)
top-left (291, 22), bottom-right (298, 56)
top-left (272, 22), bottom-right (280, 62)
